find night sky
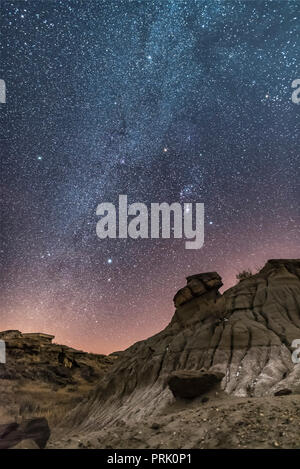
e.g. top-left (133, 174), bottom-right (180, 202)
top-left (1, 0), bottom-right (299, 354)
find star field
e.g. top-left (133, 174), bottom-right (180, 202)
top-left (0, 0), bottom-right (299, 353)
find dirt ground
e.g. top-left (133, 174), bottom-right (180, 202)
top-left (48, 393), bottom-right (300, 449)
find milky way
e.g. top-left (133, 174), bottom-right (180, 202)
top-left (1, 0), bottom-right (299, 353)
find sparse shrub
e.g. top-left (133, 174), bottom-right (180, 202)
top-left (20, 399), bottom-right (40, 415)
top-left (236, 270), bottom-right (253, 281)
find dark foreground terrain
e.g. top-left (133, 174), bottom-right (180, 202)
top-left (1, 259), bottom-right (300, 449)
top-left (49, 393), bottom-right (300, 449)
top-left (0, 330), bottom-right (116, 429)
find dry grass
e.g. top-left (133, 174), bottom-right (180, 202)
top-left (3, 381), bottom-right (94, 427)
top-left (18, 397), bottom-right (82, 426)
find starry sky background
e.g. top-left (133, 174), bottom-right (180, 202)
top-left (0, 0), bottom-right (299, 354)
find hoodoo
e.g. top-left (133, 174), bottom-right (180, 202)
top-left (67, 259), bottom-right (300, 435)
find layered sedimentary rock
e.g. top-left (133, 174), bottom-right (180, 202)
top-left (70, 259), bottom-right (300, 431)
top-left (0, 330), bottom-right (115, 384)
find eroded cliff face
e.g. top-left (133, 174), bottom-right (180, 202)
top-left (70, 259), bottom-right (300, 431)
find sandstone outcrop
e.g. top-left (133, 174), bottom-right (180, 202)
top-left (0, 330), bottom-right (115, 385)
top-left (173, 272), bottom-right (223, 308)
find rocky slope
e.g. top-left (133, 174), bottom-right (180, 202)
top-left (50, 394), bottom-right (300, 449)
top-left (0, 331), bottom-right (116, 426)
top-left (62, 259), bottom-right (300, 444)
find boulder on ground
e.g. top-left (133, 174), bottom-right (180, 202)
top-left (274, 388), bottom-right (292, 396)
top-left (167, 369), bottom-right (224, 399)
top-left (0, 417), bottom-right (50, 449)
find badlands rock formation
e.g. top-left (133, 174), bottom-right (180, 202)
top-left (0, 330), bottom-right (115, 387)
top-left (69, 259), bottom-right (300, 432)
